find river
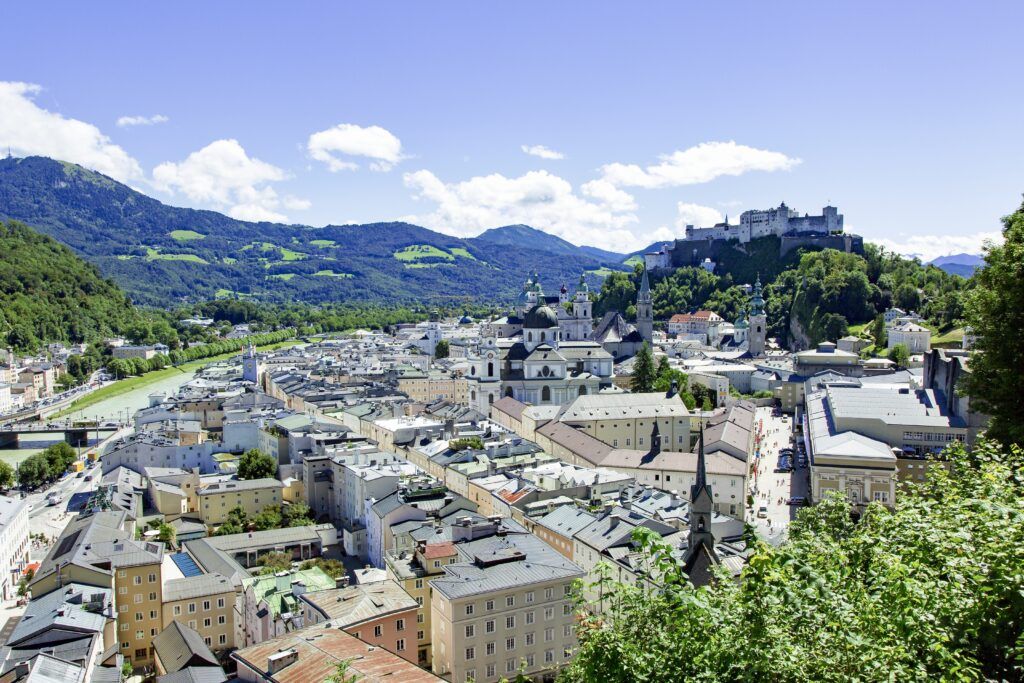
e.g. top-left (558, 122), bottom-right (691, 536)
top-left (0, 367), bottom-right (201, 468)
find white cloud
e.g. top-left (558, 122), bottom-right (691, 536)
top-left (521, 144), bottom-right (565, 160)
top-left (116, 114), bottom-right (169, 127)
top-left (675, 202), bottom-right (724, 229)
top-left (307, 123), bottom-right (404, 172)
top-left (152, 139), bottom-right (306, 223)
top-left (401, 168), bottom-right (654, 252)
top-left (868, 231), bottom-right (1002, 263)
top-left (581, 179), bottom-right (637, 211)
top-left (600, 140), bottom-right (800, 189)
top-left (0, 81), bottom-right (142, 182)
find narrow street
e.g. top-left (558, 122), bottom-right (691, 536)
top-left (747, 406), bottom-right (809, 543)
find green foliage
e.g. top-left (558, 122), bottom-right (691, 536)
top-left (449, 436), bottom-right (485, 452)
top-left (963, 200), bottom-right (1024, 445)
top-left (0, 221), bottom-right (143, 351)
top-left (325, 659), bottom-right (360, 683)
top-left (16, 442), bottom-right (77, 489)
top-left (237, 448), bottom-right (277, 480)
top-left (258, 551), bottom-right (294, 574)
top-left (283, 501), bottom-right (314, 527)
top-left (300, 557), bottom-right (347, 579)
top-left (434, 339), bottom-right (450, 358)
top-left (564, 439), bottom-right (1024, 683)
top-left (0, 461), bottom-right (14, 489)
top-left (888, 342), bottom-right (910, 368)
top-left (630, 343), bottom-right (655, 393)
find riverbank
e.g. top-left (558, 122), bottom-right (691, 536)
top-left (52, 338), bottom-right (301, 418)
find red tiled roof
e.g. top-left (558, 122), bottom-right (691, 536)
top-left (422, 541), bottom-right (456, 559)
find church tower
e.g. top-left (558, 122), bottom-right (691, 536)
top-left (242, 342), bottom-right (260, 385)
top-left (681, 424), bottom-right (720, 586)
top-left (748, 275), bottom-right (767, 357)
top-left (636, 265), bottom-right (653, 343)
top-left (562, 273), bottom-right (593, 341)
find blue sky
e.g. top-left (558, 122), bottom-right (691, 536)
top-left (2, 2), bottom-right (1022, 258)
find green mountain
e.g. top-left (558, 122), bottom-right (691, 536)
top-left (0, 157), bottom-right (624, 307)
top-left (0, 220), bottom-right (142, 351)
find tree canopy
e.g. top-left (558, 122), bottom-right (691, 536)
top-left (563, 439), bottom-right (1024, 683)
top-left (237, 448), bottom-right (277, 480)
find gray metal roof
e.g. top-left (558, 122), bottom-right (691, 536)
top-left (162, 573), bottom-right (233, 603)
top-left (532, 505), bottom-right (596, 539)
top-left (153, 621), bottom-right (219, 674)
top-left (8, 584), bottom-right (111, 646)
top-left (430, 533), bottom-right (583, 600)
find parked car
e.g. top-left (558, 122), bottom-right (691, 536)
top-left (757, 506), bottom-right (769, 518)
top-left (787, 497), bottom-right (809, 506)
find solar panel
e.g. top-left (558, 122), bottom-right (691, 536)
top-left (170, 552), bottom-right (202, 577)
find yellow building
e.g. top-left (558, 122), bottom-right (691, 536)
top-left (114, 547), bottom-right (165, 669)
top-left (162, 573), bottom-right (236, 652)
top-left (385, 540), bottom-right (460, 668)
top-left (556, 392), bottom-right (692, 451)
top-left (198, 478), bottom-right (283, 526)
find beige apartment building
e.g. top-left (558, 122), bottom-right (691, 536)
top-left (398, 369), bottom-right (469, 405)
top-left (430, 533), bottom-right (584, 683)
top-left (113, 543), bottom-right (166, 669)
top-left (198, 478), bottom-right (283, 525)
top-left (385, 540), bottom-right (460, 667)
top-left (162, 572), bottom-right (237, 652)
top-left (556, 392), bottom-right (692, 451)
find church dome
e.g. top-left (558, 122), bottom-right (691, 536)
top-left (735, 317), bottom-right (749, 329)
top-left (523, 304), bottom-right (559, 329)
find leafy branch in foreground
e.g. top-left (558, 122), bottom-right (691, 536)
top-left (562, 439), bottom-right (1024, 683)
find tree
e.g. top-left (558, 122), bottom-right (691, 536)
top-left (258, 551), bottom-right (293, 574)
top-left (449, 436), bottom-right (484, 452)
top-left (237, 448), bottom-right (277, 480)
top-left (631, 343), bottom-right (655, 393)
top-left (963, 201), bottom-right (1024, 445)
top-left (894, 283), bottom-right (922, 312)
top-left (252, 505), bottom-right (283, 531)
top-left (300, 557), bottom-right (347, 579)
top-left (16, 456), bottom-right (47, 489)
top-left (563, 439), bottom-right (1024, 682)
top-left (282, 501), bottom-right (314, 527)
top-left (0, 461), bottom-right (14, 489)
top-left (325, 659), bottom-right (360, 683)
top-left (870, 313), bottom-right (887, 349)
top-left (434, 339), bottom-right (450, 359)
top-left (888, 342), bottom-right (910, 369)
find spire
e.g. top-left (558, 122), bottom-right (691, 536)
top-left (637, 265), bottom-right (652, 303)
top-left (750, 273), bottom-right (765, 317)
top-left (692, 421), bottom-right (707, 499)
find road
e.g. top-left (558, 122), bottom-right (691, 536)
top-left (747, 406), bottom-right (809, 543)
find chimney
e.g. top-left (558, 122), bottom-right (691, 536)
top-left (267, 648), bottom-right (298, 674)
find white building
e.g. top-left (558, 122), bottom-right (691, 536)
top-left (888, 322), bottom-right (931, 354)
top-left (0, 495), bottom-right (30, 600)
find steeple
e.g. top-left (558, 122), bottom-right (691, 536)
top-left (682, 420), bottom-right (719, 586)
top-left (637, 265), bottom-right (652, 303)
top-left (750, 274), bottom-right (765, 317)
top-left (691, 423), bottom-right (709, 500)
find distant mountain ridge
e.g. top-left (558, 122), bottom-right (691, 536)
top-left (928, 252), bottom-right (984, 277)
top-left (0, 157), bottom-right (629, 307)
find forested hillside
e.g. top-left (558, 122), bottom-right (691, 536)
top-left (0, 220), bottom-right (143, 351)
top-left (594, 241), bottom-right (968, 346)
top-left (0, 156), bottom-right (625, 306)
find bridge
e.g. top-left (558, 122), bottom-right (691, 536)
top-left (0, 421), bottom-right (124, 448)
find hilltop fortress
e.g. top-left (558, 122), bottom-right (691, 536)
top-left (646, 202), bottom-right (863, 271)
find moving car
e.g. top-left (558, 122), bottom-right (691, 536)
top-left (787, 497), bottom-right (809, 506)
top-left (757, 506), bottom-right (769, 518)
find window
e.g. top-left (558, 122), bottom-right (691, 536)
top-left (374, 625), bottom-right (383, 638)
top-left (135, 612), bottom-right (143, 621)
top-left (526, 632), bottom-right (535, 646)
top-left (487, 664), bottom-right (496, 678)
top-left (526, 591), bottom-right (534, 603)
top-left (506, 637), bottom-right (515, 651)
top-left (204, 636), bottom-right (212, 646)
top-left (526, 654), bottom-right (535, 667)
top-left (120, 623), bottom-right (128, 632)
top-left (417, 613), bottom-right (425, 624)
top-left (506, 615), bottom-right (515, 629)
top-left (564, 584), bottom-right (572, 596)
top-left (506, 595), bottom-right (515, 607)
top-left (134, 595), bottom-right (142, 604)
top-left (217, 598), bottom-right (225, 608)
top-left (133, 576), bottom-right (142, 585)
top-left (397, 618), bottom-right (406, 632)
top-left (118, 587), bottom-right (127, 595)
top-left (135, 648), bottom-right (147, 659)
top-left (564, 624), bottom-right (572, 637)
top-left (219, 634), bottom-right (226, 645)
top-left (506, 659), bottom-right (516, 673)
top-left (148, 573), bottom-right (156, 583)
top-left (414, 579), bottom-right (423, 589)
top-left (485, 619), bottom-right (495, 633)
top-left (150, 610), bottom-right (157, 619)
top-left (188, 603), bottom-right (196, 613)
top-left (135, 630), bottom-right (144, 640)
top-left (415, 596), bottom-right (424, 606)
top-left (465, 604), bottom-right (474, 616)
top-left (397, 639), bottom-right (405, 652)
top-left (544, 607), bottom-right (554, 620)
top-left (149, 592), bottom-right (156, 601)
top-left (545, 627), bottom-right (554, 642)
top-left (486, 642), bottom-right (495, 655)
top-left (218, 615), bottom-right (226, 625)
top-left (204, 618), bottom-right (211, 628)
top-left (466, 672), bottom-right (475, 683)
top-left (188, 620), bottom-right (196, 629)
top-left (433, 560), bottom-right (441, 568)
top-left (545, 649), bottom-right (555, 663)
top-left (203, 600), bottom-right (211, 611)
top-left (486, 600), bottom-right (494, 611)
top-left (118, 570), bottom-right (127, 578)
top-left (417, 630), bottom-right (425, 640)
top-left (526, 611), bottom-right (534, 625)
top-left (544, 588), bottom-right (553, 600)
top-left (465, 624), bottom-right (475, 638)
top-left (465, 647), bottom-right (475, 661)
top-left (542, 386), bottom-right (551, 402)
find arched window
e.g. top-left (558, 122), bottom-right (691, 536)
top-left (470, 366), bottom-right (476, 375)
top-left (541, 386), bottom-right (551, 402)
top-left (505, 387), bottom-right (513, 397)
top-left (528, 332), bottom-right (533, 342)
top-left (541, 366), bottom-right (551, 377)
top-left (579, 386), bottom-right (587, 396)
top-left (487, 361), bottom-right (494, 377)
top-left (471, 391), bottom-right (477, 401)
top-left (541, 332), bottom-right (546, 342)
top-left (488, 394), bottom-right (494, 405)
